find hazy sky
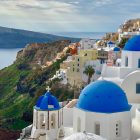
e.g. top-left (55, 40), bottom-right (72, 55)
top-left (0, 0), bottom-right (140, 33)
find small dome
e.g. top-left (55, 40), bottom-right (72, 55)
top-left (113, 47), bottom-right (120, 52)
top-left (35, 92), bottom-right (60, 110)
top-left (107, 41), bottom-right (115, 45)
top-left (123, 35), bottom-right (140, 51)
top-left (76, 81), bottom-right (131, 113)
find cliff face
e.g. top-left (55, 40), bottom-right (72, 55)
top-left (16, 40), bottom-right (71, 65)
top-left (0, 40), bottom-right (74, 132)
top-left (119, 18), bottom-right (140, 32)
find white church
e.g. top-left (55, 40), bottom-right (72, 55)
top-left (19, 35), bottom-right (140, 140)
top-left (99, 35), bottom-right (140, 103)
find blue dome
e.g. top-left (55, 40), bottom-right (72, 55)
top-left (113, 47), bottom-right (120, 52)
top-left (35, 92), bottom-right (60, 111)
top-left (123, 35), bottom-right (140, 51)
top-left (76, 81), bottom-right (131, 113)
top-left (107, 41), bottom-right (115, 45)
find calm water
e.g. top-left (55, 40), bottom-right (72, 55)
top-left (0, 49), bottom-right (21, 70)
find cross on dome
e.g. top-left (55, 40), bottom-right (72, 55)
top-left (46, 86), bottom-right (51, 92)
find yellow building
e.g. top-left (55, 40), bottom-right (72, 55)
top-left (60, 60), bottom-right (72, 69)
top-left (67, 49), bottom-right (98, 87)
top-left (78, 49), bottom-right (98, 60)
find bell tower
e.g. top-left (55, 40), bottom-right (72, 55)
top-left (30, 86), bottom-right (64, 140)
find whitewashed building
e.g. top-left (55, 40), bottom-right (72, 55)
top-left (99, 35), bottom-right (140, 103)
top-left (107, 41), bottom-right (116, 48)
top-left (98, 35), bottom-right (140, 139)
top-left (19, 79), bottom-right (140, 140)
top-left (18, 36), bottom-right (140, 140)
top-left (79, 39), bottom-right (96, 50)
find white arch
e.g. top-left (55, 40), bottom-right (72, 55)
top-left (40, 113), bottom-right (45, 129)
top-left (51, 113), bottom-right (56, 129)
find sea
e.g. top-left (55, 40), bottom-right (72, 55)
top-left (0, 49), bottom-right (22, 70)
top-left (0, 32), bottom-right (106, 70)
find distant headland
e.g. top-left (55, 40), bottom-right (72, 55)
top-left (0, 26), bottom-right (80, 49)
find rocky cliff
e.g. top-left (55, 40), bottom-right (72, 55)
top-left (16, 40), bottom-right (70, 65)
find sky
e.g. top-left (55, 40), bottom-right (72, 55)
top-left (0, 0), bottom-right (140, 33)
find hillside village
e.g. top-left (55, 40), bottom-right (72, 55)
top-left (118, 18), bottom-right (140, 42)
top-left (16, 18), bottom-right (140, 140)
top-left (48, 19), bottom-right (140, 90)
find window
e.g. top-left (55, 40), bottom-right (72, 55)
top-left (138, 59), bottom-right (140, 68)
top-left (96, 71), bottom-right (101, 75)
top-left (95, 123), bottom-right (100, 135)
top-left (77, 58), bottom-right (80, 61)
top-left (136, 83), bottom-right (140, 94)
top-left (100, 59), bottom-right (104, 64)
top-left (77, 64), bottom-right (79, 66)
top-left (73, 68), bottom-right (75, 72)
top-left (116, 121), bottom-right (121, 137)
top-left (77, 117), bottom-right (81, 132)
top-left (125, 56), bottom-right (128, 67)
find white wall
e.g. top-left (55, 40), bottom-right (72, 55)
top-left (80, 39), bottom-right (96, 50)
top-left (73, 108), bottom-right (131, 140)
top-left (132, 109), bottom-right (140, 140)
top-left (73, 108), bottom-right (86, 133)
top-left (63, 108), bottom-right (73, 127)
top-left (101, 64), bottom-right (120, 77)
top-left (119, 67), bottom-right (138, 79)
top-left (122, 51), bottom-right (140, 68)
top-left (121, 71), bottom-right (140, 103)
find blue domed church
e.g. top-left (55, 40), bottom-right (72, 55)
top-left (73, 81), bottom-right (131, 140)
top-left (20, 81), bottom-right (135, 140)
top-left (98, 35), bottom-right (140, 140)
top-left (100, 35), bottom-right (140, 103)
top-left (29, 87), bottom-right (64, 140)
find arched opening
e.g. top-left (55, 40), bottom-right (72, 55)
top-left (125, 56), bottom-right (128, 67)
top-left (95, 122), bottom-right (100, 135)
top-left (138, 59), bottom-right (140, 68)
top-left (36, 111), bottom-right (38, 128)
top-left (40, 114), bottom-right (45, 129)
top-left (77, 117), bottom-right (81, 132)
top-left (51, 113), bottom-right (56, 129)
